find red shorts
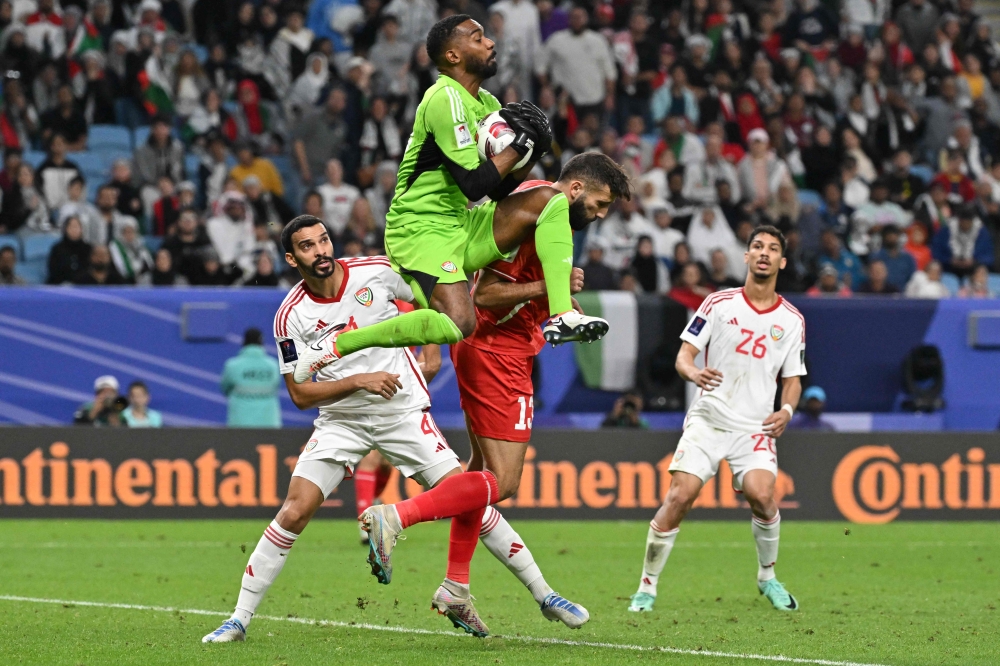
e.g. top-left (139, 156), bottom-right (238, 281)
top-left (451, 342), bottom-right (535, 443)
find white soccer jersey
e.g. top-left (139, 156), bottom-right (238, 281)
top-left (680, 287), bottom-right (806, 433)
top-left (273, 256), bottom-right (431, 415)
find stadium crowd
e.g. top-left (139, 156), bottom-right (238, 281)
top-left (0, 0), bottom-right (996, 300)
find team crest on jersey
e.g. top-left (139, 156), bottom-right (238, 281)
top-left (441, 261), bottom-right (458, 274)
top-left (770, 324), bottom-right (784, 341)
top-left (354, 287), bottom-right (374, 307)
top-left (305, 438), bottom-right (318, 452)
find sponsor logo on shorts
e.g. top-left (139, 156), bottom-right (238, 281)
top-left (441, 261), bottom-right (458, 274)
top-left (687, 316), bottom-right (706, 335)
top-left (305, 438), bottom-right (318, 452)
top-left (770, 324), bottom-right (784, 341)
top-left (354, 287), bottom-right (374, 307)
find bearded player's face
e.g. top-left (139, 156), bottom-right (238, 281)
top-left (744, 233), bottom-right (786, 280)
top-left (568, 183), bottom-right (614, 230)
top-left (288, 225), bottom-right (336, 279)
top-left (456, 21), bottom-right (498, 78)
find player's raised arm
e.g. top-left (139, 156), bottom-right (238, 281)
top-left (675, 341), bottom-right (723, 391)
top-left (283, 373), bottom-right (403, 409)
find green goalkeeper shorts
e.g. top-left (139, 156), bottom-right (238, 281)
top-left (384, 202), bottom-right (504, 308)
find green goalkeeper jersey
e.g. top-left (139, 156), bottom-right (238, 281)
top-left (385, 75), bottom-right (501, 228)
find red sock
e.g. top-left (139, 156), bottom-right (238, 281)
top-left (447, 507), bottom-right (486, 584)
top-left (394, 471), bottom-right (499, 529)
top-left (354, 470), bottom-right (377, 516)
top-left (374, 467), bottom-right (392, 498)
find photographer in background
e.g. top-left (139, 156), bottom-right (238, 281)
top-left (73, 375), bottom-right (128, 427)
top-left (602, 391), bottom-right (649, 429)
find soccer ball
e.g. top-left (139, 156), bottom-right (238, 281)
top-left (476, 111), bottom-right (532, 170)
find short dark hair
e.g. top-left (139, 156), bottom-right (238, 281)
top-left (244, 328), bottom-right (263, 346)
top-left (426, 14), bottom-right (472, 66)
top-left (558, 152), bottom-right (631, 200)
top-left (281, 214), bottom-right (326, 253)
top-left (128, 380), bottom-right (148, 393)
top-left (747, 224), bottom-right (787, 256)
top-left (0, 245), bottom-right (15, 257)
top-left (70, 175), bottom-right (85, 188)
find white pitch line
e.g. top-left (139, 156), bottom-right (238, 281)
top-left (0, 594), bottom-right (889, 666)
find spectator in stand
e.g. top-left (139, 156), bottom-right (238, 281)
top-left (247, 250), bottom-right (280, 287)
top-left (8, 163), bottom-right (51, 233)
top-left (958, 264), bottom-right (995, 298)
top-left (631, 235), bottom-right (668, 294)
top-left (206, 191), bottom-right (255, 276)
top-left (818, 229), bottom-right (865, 289)
top-left (198, 134), bottom-right (231, 208)
top-left (849, 179), bottom-right (911, 257)
top-left (687, 206), bottom-right (744, 279)
top-left (107, 159), bottom-right (145, 223)
top-left (738, 129), bottom-right (790, 219)
top-left (244, 175), bottom-right (294, 229)
top-left (121, 381), bottom-right (163, 428)
top-left (59, 177), bottom-right (104, 245)
top-left (914, 180), bottom-right (951, 232)
top-left (359, 97), bottom-right (402, 183)
top-left (0, 245), bottom-right (24, 285)
top-left (134, 115), bottom-right (185, 218)
top-left (932, 149), bottom-right (977, 205)
top-left (536, 6), bottom-right (617, 124)
top-left (74, 375), bottom-right (127, 427)
top-left (40, 84), bottom-right (88, 150)
top-left (162, 210), bottom-right (213, 283)
top-left (382, 0), bottom-right (437, 48)
top-left (317, 158), bottom-right (360, 238)
top-left (933, 205), bottom-right (995, 277)
top-left (95, 185), bottom-right (140, 247)
top-left (857, 260), bottom-right (901, 294)
top-left (580, 237), bottom-right (616, 291)
top-left (895, 0), bottom-right (940, 54)
top-left (683, 134), bottom-right (740, 205)
top-left (231, 142), bottom-right (284, 198)
top-left (490, 0), bottom-right (541, 98)
top-left (150, 248), bottom-right (187, 286)
top-left (905, 260), bottom-right (951, 298)
top-left (172, 49), bottom-right (210, 119)
top-left (47, 217), bottom-right (91, 285)
top-left (601, 392), bottom-right (649, 429)
top-left (150, 176), bottom-right (180, 236)
top-left (885, 150), bottom-right (926, 211)
top-left (36, 134), bottom-right (82, 211)
top-left (366, 161), bottom-right (398, 230)
top-left (807, 264), bottom-right (853, 297)
top-left (709, 249), bottom-right (743, 289)
top-left (73, 244), bottom-right (125, 285)
top-left (367, 15), bottom-right (413, 106)
top-left (191, 246), bottom-right (235, 286)
top-left (293, 87), bottom-right (348, 187)
top-left (593, 196), bottom-right (653, 271)
top-left (789, 386), bottom-right (835, 431)
top-left (537, 0), bottom-right (568, 41)
top-left (221, 327), bottom-right (281, 428)
top-left (904, 223), bottom-right (933, 270)
top-left (109, 217), bottom-right (154, 285)
top-left (648, 206), bottom-right (684, 265)
top-left (668, 261), bottom-right (714, 309)
top-left (656, 115), bottom-right (706, 169)
top-left (870, 225), bottom-right (917, 290)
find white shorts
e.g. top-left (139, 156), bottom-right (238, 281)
top-left (668, 416), bottom-right (778, 490)
top-left (291, 409), bottom-right (460, 495)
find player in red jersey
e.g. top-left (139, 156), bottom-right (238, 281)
top-left (360, 153), bottom-right (632, 634)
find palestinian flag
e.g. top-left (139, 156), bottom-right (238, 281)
top-left (573, 290), bottom-right (638, 392)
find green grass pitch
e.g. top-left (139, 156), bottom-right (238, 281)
top-left (0, 519), bottom-right (997, 665)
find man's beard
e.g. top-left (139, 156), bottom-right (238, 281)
top-left (568, 197), bottom-right (593, 230)
top-left (305, 254), bottom-right (335, 278)
top-left (467, 52), bottom-right (498, 79)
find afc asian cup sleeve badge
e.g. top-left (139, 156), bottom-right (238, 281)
top-left (441, 261), bottom-right (459, 274)
top-left (770, 324), bottom-right (784, 341)
top-left (354, 286), bottom-right (374, 307)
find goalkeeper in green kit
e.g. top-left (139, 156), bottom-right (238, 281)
top-left (293, 14), bottom-right (610, 383)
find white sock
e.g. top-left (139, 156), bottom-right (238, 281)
top-left (479, 506), bottom-right (553, 604)
top-left (232, 520), bottom-right (299, 629)
top-left (752, 512), bottom-right (780, 582)
top-left (637, 523), bottom-right (679, 596)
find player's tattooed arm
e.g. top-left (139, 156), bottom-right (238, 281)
top-left (473, 268), bottom-right (546, 309)
top-left (762, 375), bottom-right (802, 438)
top-left (675, 341), bottom-right (723, 391)
top-left (283, 372), bottom-right (403, 408)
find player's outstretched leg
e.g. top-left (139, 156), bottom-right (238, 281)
top-left (478, 506), bottom-right (590, 628)
top-left (743, 470), bottom-right (798, 611)
top-left (628, 471), bottom-right (702, 612)
top-left (203, 473), bottom-right (333, 642)
top-left (431, 578), bottom-right (490, 637)
top-left (360, 470), bottom-right (500, 584)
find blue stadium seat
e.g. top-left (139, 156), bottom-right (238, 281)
top-left (17, 258), bottom-right (47, 284)
top-left (133, 125), bottom-right (151, 148)
top-left (797, 189), bottom-right (822, 208)
top-left (189, 43), bottom-right (209, 64)
top-left (0, 234), bottom-right (19, 257)
top-left (100, 149), bottom-right (132, 171)
top-left (22, 233), bottom-right (60, 261)
top-left (144, 235), bottom-right (163, 253)
top-left (185, 153), bottom-right (201, 180)
top-left (24, 150), bottom-right (46, 169)
top-left (89, 125), bottom-right (132, 151)
top-left (989, 273), bottom-right (1000, 295)
top-left (940, 272), bottom-right (961, 296)
top-left (910, 165), bottom-right (935, 185)
top-left (68, 152), bottom-right (106, 178)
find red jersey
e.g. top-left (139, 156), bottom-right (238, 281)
top-left (462, 180), bottom-right (553, 357)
